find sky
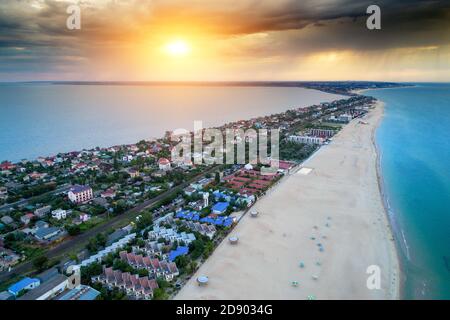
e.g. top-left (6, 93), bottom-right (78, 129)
top-left (0, 0), bottom-right (449, 82)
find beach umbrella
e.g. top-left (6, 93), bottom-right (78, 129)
top-left (291, 281), bottom-right (299, 287)
top-left (299, 262), bottom-right (305, 268)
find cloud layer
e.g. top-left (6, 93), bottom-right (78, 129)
top-left (0, 0), bottom-right (449, 81)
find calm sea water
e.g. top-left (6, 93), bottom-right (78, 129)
top-left (368, 84), bottom-right (450, 299)
top-left (0, 84), bottom-right (344, 162)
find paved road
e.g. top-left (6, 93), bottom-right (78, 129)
top-left (0, 166), bottom-right (219, 282)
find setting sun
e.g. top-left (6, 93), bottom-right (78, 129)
top-left (164, 40), bottom-right (191, 57)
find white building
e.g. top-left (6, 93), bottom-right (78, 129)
top-left (309, 128), bottom-right (335, 138)
top-left (68, 185), bottom-right (93, 204)
top-left (158, 158), bottom-right (171, 171)
top-left (288, 135), bottom-right (325, 145)
top-left (51, 209), bottom-right (67, 220)
top-left (34, 205), bottom-right (52, 218)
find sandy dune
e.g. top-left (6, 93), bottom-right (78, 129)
top-left (175, 102), bottom-right (400, 300)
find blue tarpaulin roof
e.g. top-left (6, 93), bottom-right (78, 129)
top-left (169, 246), bottom-right (189, 262)
top-left (212, 202), bottom-right (229, 213)
top-left (8, 278), bottom-right (40, 295)
top-left (177, 210), bottom-right (233, 227)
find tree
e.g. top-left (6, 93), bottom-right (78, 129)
top-left (174, 255), bottom-right (190, 271)
top-left (33, 256), bottom-right (49, 272)
top-left (136, 212), bottom-right (153, 231)
top-left (153, 288), bottom-right (168, 300)
top-left (215, 172), bottom-right (220, 184)
top-left (66, 224), bottom-right (81, 236)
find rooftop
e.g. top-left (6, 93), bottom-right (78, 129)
top-left (70, 185), bottom-right (91, 193)
top-left (8, 277), bottom-right (40, 295)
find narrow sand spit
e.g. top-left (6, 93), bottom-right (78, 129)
top-left (175, 102), bottom-right (400, 300)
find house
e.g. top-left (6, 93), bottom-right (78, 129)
top-left (68, 185), bottom-right (93, 204)
top-left (183, 186), bottom-right (196, 197)
top-left (127, 168), bottom-right (140, 178)
top-left (51, 209), bottom-right (67, 220)
top-left (119, 251), bottom-right (179, 282)
top-left (212, 202), bottom-right (229, 215)
top-left (0, 247), bottom-right (21, 271)
top-left (35, 227), bottom-right (62, 241)
top-left (190, 177), bottom-right (213, 191)
top-left (8, 277), bottom-right (41, 296)
top-left (180, 221), bottom-right (217, 239)
top-left (34, 205), bottom-right (52, 218)
top-left (158, 158), bottom-right (171, 171)
top-left (288, 135), bottom-right (325, 145)
top-left (100, 189), bottom-right (116, 199)
top-left (20, 213), bottom-right (34, 225)
top-left (147, 226), bottom-right (196, 245)
top-left (0, 216), bottom-right (14, 225)
top-left (92, 267), bottom-right (159, 300)
top-left (19, 269), bottom-right (69, 300)
top-left (79, 213), bottom-right (91, 222)
top-left (0, 161), bottom-right (15, 171)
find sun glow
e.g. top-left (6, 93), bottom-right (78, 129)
top-left (164, 40), bottom-right (191, 57)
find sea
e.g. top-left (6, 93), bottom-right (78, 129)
top-left (366, 83), bottom-right (450, 299)
top-left (0, 84), bottom-right (344, 162)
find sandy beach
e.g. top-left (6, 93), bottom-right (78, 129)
top-left (175, 102), bottom-right (400, 300)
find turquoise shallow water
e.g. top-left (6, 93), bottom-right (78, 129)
top-left (367, 84), bottom-right (450, 299)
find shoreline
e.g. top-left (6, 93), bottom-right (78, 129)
top-left (176, 101), bottom-right (400, 300)
top-left (371, 101), bottom-right (402, 299)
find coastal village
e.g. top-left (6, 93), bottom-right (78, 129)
top-left (0, 88), bottom-right (378, 300)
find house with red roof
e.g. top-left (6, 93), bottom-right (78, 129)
top-left (119, 251), bottom-right (179, 281)
top-left (158, 158), bottom-right (171, 171)
top-left (92, 267), bottom-right (159, 300)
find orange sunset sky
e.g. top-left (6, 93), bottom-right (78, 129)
top-left (0, 0), bottom-right (449, 81)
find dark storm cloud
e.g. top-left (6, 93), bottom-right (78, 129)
top-left (0, 0), bottom-right (449, 78)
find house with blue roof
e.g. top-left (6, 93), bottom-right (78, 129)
top-left (8, 277), bottom-right (40, 296)
top-left (168, 246), bottom-right (189, 262)
top-left (57, 285), bottom-right (100, 300)
top-left (213, 190), bottom-right (232, 202)
top-left (212, 202), bottom-right (229, 214)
